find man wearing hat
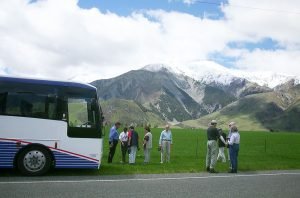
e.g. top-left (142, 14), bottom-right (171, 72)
top-left (206, 120), bottom-right (226, 173)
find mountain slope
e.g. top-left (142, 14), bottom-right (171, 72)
top-left (92, 68), bottom-right (207, 121)
top-left (101, 99), bottom-right (165, 127)
top-left (92, 65), bottom-right (271, 122)
top-left (183, 82), bottom-right (300, 131)
top-left (91, 64), bottom-right (299, 131)
top-left (92, 67), bottom-right (231, 122)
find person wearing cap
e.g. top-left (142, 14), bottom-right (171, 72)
top-left (159, 125), bottom-right (173, 163)
top-left (206, 120), bottom-right (226, 173)
top-left (217, 128), bottom-right (227, 163)
top-left (128, 126), bottom-right (139, 164)
top-left (227, 126), bottom-right (240, 173)
top-left (108, 122), bottom-right (121, 163)
top-left (143, 126), bottom-right (152, 163)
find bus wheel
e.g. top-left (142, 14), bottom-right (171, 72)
top-left (17, 146), bottom-right (52, 176)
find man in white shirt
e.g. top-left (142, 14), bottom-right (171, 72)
top-left (143, 126), bottom-right (152, 163)
top-left (119, 127), bottom-right (128, 163)
top-left (226, 122), bottom-right (236, 166)
top-left (227, 126), bottom-right (240, 173)
top-left (159, 125), bottom-right (173, 163)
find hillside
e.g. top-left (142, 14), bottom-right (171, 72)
top-left (92, 65), bottom-right (300, 131)
top-left (92, 65), bottom-right (269, 122)
top-left (183, 83), bottom-right (300, 131)
top-left (93, 69), bottom-right (206, 121)
top-left (100, 99), bottom-right (165, 127)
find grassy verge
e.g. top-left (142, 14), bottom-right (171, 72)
top-left (96, 128), bottom-right (300, 175)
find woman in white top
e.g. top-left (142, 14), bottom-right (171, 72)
top-left (227, 126), bottom-right (240, 173)
top-left (119, 127), bottom-right (128, 163)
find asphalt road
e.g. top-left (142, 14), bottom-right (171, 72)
top-left (1, 170), bottom-right (300, 198)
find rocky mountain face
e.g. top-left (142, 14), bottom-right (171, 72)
top-left (183, 80), bottom-right (300, 131)
top-left (92, 68), bottom-right (207, 122)
top-left (91, 64), bottom-right (276, 124)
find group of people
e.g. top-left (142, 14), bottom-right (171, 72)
top-left (108, 120), bottom-right (240, 173)
top-left (108, 122), bottom-right (173, 164)
top-left (206, 120), bottom-right (240, 173)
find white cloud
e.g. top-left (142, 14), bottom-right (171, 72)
top-left (221, 0), bottom-right (300, 75)
top-left (223, 0), bottom-right (300, 46)
top-left (183, 0), bottom-right (197, 5)
top-left (0, 0), bottom-right (299, 82)
top-left (168, 0), bottom-right (197, 5)
top-left (234, 49), bottom-right (300, 75)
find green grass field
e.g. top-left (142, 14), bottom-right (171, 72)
top-left (93, 128), bottom-right (300, 175)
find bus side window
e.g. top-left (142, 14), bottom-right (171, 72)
top-left (0, 92), bottom-right (7, 114)
top-left (20, 100), bottom-right (33, 117)
top-left (4, 92), bottom-right (58, 120)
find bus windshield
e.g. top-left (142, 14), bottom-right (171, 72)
top-left (68, 97), bottom-right (97, 128)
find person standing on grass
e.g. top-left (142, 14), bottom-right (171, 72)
top-left (108, 122), bottom-right (121, 163)
top-left (159, 125), bottom-right (173, 163)
top-left (227, 122), bottom-right (236, 167)
top-left (227, 126), bottom-right (240, 173)
top-left (119, 127), bottom-right (128, 164)
top-left (128, 126), bottom-right (139, 164)
top-left (217, 128), bottom-right (227, 163)
top-left (206, 120), bottom-right (226, 173)
top-left (143, 126), bottom-right (152, 163)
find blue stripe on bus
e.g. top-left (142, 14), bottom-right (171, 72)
top-left (0, 140), bottom-right (99, 169)
top-left (0, 165), bottom-right (14, 168)
top-left (0, 141), bottom-right (23, 168)
top-left (55, 165), bottom-right (99, 169)
top-left (53, 151), bottom-right (99, 168)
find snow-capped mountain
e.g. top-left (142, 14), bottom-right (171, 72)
top-left (142, 62), bottom-right (299, 88)
top-left (92, 63), bottom-right (272, 122)
top-left (92, 63), bottom-right (300, 131)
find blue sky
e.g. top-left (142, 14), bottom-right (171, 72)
top-left (0, 0), bottom-right (299, 82)
top-left (78, 0), bottom-right (226, 19)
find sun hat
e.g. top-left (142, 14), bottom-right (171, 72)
top-left (229, 121), bottom-right (235, 126)
top-left (211, 120), bottom-right (217, 124)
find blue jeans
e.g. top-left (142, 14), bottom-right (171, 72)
top-left (229, 144), bottom-right (239, 172)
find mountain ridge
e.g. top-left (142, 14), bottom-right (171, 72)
top-left (91, 64), bottom-right (300, 131)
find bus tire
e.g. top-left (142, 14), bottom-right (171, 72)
top-left (17, 146), bottom-right (52, 176)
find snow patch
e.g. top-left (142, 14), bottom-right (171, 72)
top-left (142, 62), bottom-right (299, 89)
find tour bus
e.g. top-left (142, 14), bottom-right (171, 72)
top-left (0, 76), bottom-right (104, 176)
